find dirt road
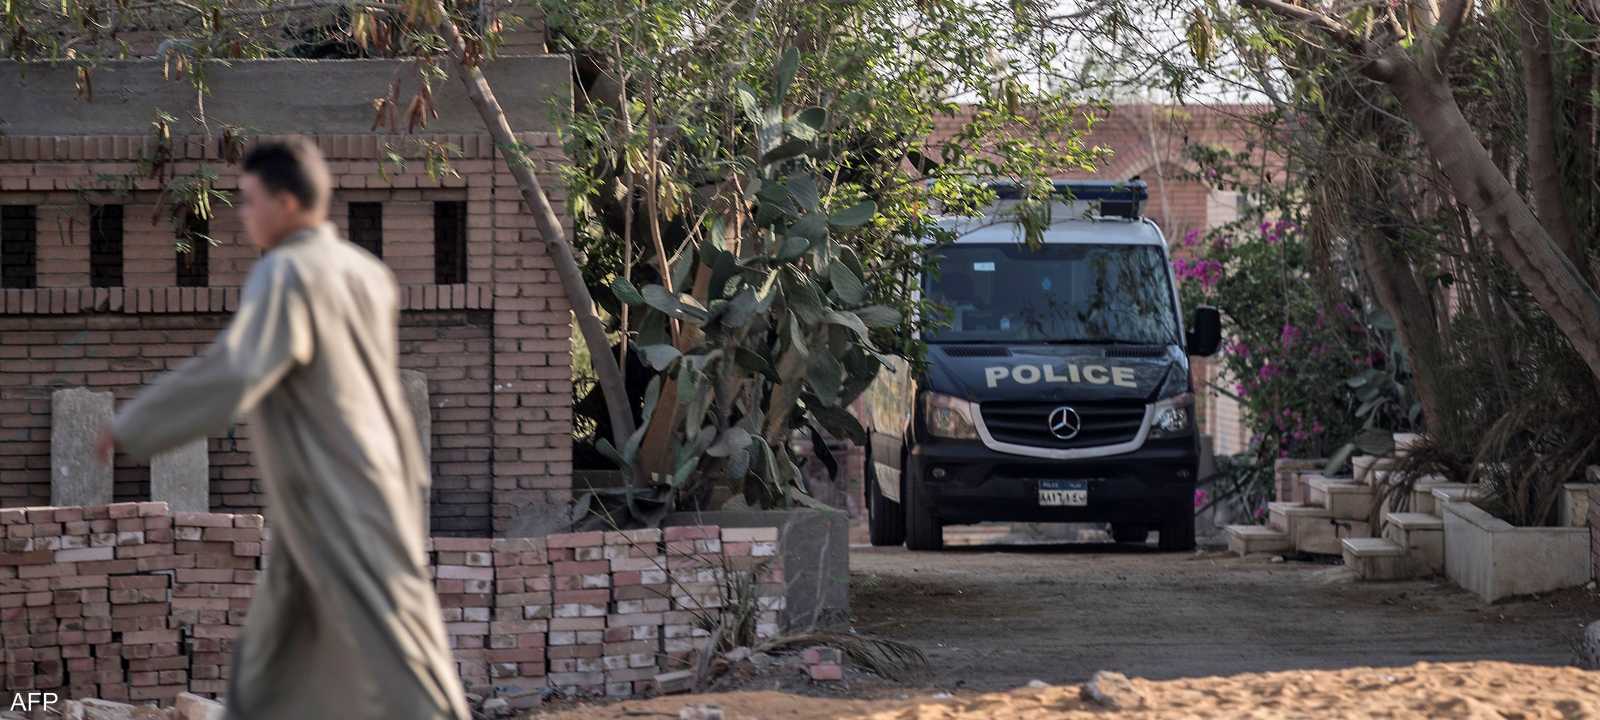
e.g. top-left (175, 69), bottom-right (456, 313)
top-left (851, 542), bottom-right (1600, 691)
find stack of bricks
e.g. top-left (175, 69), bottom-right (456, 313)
top-left (429, 537), bottom-right (495, 695)
top-left (0, 502), bottom-right (263, 703)
top-left (488, 537), bottom-right (548, 702)
top-left (543, 532), bottom-right (608, 695)
top-left (1, 504), bottom-right (784, 704)
top-left (603, 529), bottom-right (668, 698)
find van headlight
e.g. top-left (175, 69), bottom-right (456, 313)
top-left (922, 391), bottom-right (979, 440)
top-left (1150, 393), bottom-right (1193, 438)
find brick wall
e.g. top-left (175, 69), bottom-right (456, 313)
top-left (0, 502), bottom-right (781, 705)
top-left (0, 131), bottom-right (574, 535)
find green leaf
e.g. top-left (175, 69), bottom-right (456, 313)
top-left (854, 304), bottom-right (901, 327)
top-left (611, 277), bottom-right (645, 306)
top-left (642, 285), bottom-right (710, 323)
top-left (787, 175), bottom-right (820, 212)
top-left (735, 83), bottom-right (762, 127)
top-left (735, 346), bottom-right (780, 382)
top-left (807, 351), bottom-right (844, 406)
top-left (719, 287), bottom-right (760, 330)
top-left (706, 427), bottom-right (753, 458)
top-left (774, 47), bottom-right (800, 106)
top-left (807, 401), bottom-right (868, 445)
top-left (777, 234), bottom-right (811, 261)
top-left (762, 139), bottom-right (813, 166)
top-left (828, 200), bottom-right (877, 227)
top-left (789, 213), bottom-right (827, 243)
top-left (786, 311), bottom-right (810, 358)
top-left (795, 106), bottom-right (827, 133)
top-left (781, 271), bottom-right (826, 324)
top-left (634, 343), bottom-right (681, 371)
top-left (595, 437), bottom-right (626, 469)
top-left (1322, 442), bottom-right (1356, 476)
top-left (828, 261), bottom-right (866, 305)
top-left (824, 309), bottom-right (872, 345)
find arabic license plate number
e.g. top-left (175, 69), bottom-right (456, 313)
top-left (1039, 479), bottom-right (1088, 507)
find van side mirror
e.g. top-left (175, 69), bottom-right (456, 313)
top-left (1187, 306), bottom-right (1222, 356)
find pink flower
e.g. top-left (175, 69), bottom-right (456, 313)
top-left (1279, 323), bottom-right (1301, 349)
top-left (1194, 488), bottom-right (1210, 509)
top-left (1183, 229), bottom-right (1201, 247)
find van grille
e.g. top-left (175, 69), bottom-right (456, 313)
top-left (979, 400), bottom-right (1146, 450)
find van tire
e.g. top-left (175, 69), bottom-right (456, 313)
top-left (904, 476), bottom-right (944, 551)
top-left (866, 462), bottom-right (906, 547)
top-left (1158, 504), bottom-right (1196, 552)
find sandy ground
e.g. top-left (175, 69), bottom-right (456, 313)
top-left (852, 540), bottom-right (1598, 690)
top-left (534, 661), bottom-right (1600, 719)
top-left (531, 537), bottom-right (1600, 718)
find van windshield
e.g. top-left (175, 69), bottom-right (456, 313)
top-left (925, 243), bottom-right (1180, 345)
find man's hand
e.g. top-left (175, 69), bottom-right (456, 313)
top-left (94, 427), bottom-right (117, 467)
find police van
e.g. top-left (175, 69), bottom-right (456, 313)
top-left (864, 180), bottom-right (1221, 551)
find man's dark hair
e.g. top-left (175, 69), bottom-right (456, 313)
top-left (241, 138), bottom-right (332, 212)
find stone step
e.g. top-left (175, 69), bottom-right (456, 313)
top-left (1353, 455), bottom-right (1397, 486)
top-left (1408, 476), bottom-right (1454, 516)
top-left (1431, 484), bottom-right (1482, 507)
top-left (1226, 525), bottom-right (1292, 557)
top-left (1307, 476), bottom-right (1375, 520)
top-left (1267, 502), bottom-right (1329, 536)
top-left (1382, 512), bottom-right (1444, 574)
top-left (1342, 537), bottom-right (1417, 581)
top-left (1296, 516), bottom-right (1372, 555)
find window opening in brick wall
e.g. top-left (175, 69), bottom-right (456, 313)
top-left (434, 201), bottom-right (468, 285)
top-left (348, 202), bottom-right (384, 258)
top-left (0, 205), bottom-right (37, 289)
top-left (90, 204), bottom-right (125, 288)
top-left (176, 215), bottom-right (211, 287)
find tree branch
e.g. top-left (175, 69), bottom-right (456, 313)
top-left (1237, 0), bottom-right (1360, 48)
top-left (1517, 0), bottom-right (1585, 269)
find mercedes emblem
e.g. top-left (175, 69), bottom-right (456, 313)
top-left (1047, 406), bottom-right (1082, 440)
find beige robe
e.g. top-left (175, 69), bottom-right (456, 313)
top-left (112, 223), bottom-right (470, 720)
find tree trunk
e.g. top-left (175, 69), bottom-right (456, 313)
top-left (1384, 52), bottom-right (1600, 387)
top-left (1517, 0), bottom-right (1585, 269)
top-left (431, 4), bottom-right (640, 470)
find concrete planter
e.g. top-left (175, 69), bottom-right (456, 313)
top-left (663, 509), bottom-right (850, 631)
top-left (1442, 500), bottom-right (1591, 603)
top-left (1560, 484), bottom-right (1595, 528)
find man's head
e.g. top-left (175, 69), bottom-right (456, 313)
top-left (239, 138), bottom-right (332, 249)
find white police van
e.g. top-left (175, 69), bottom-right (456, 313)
top-left (864, 181), bottom-right (1221, 551)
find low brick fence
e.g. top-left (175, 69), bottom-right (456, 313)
top-left (0, 502), bottom-right (782, 705)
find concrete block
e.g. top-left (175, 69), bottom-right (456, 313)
top-left (51, 388), bottom-right (114, 507)
top-left (1443, 500), bottom-right (1591, 603)
top-left (400, 369), bottom-right (431, 534)
top-left (151, 439), bottom-right (209, 513)
top-left (663, 509), bottom-right (849, 631)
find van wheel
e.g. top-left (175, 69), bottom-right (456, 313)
top-left (1111, 524), bottom-right (1151, 544)
top-left (866, 462), bottom-right (906, 547)
top-left (904, 475), bottom-right (944, 551)
top-left (1158, 504), bottom-right (1196, 552)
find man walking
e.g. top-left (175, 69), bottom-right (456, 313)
top-left (97, 139), bottom-right (471, 720)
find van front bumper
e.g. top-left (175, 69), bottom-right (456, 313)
top-left (908, 437), bottom-right (1197, 524)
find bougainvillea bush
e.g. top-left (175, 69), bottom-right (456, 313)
top-left (1175, 219), bottom-right (1373, 518)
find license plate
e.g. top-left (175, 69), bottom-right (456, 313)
top-left (1039, 479), bottom-right (1088, 507)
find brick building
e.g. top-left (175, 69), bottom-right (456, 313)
top-left (0, 58), bottom-right (576, 536)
